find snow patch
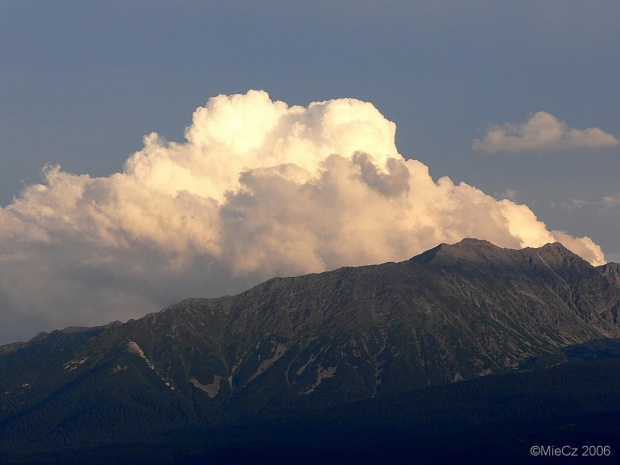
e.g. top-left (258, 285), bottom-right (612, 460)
top-left (110, 364), bottom-right (127, 374)
top-left (190, 375), bottom-right (222, 398)
top-left (125, 339), bottom-right (173, 389)
top-left (63, 357), bottom-right (88, 372)
top-left (125, 340), bottom-right (147, 359)
top-left (248, 342), bottom-right (287, 383)
top-left (126, 340), bottom-right (155, 370)
top-left (301, 364), bottom-right (337, 395)
top-left (296, 354), bottom-right (317, 376)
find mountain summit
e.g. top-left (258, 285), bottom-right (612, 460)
top-left (1, 238), bottom-right (619, 463)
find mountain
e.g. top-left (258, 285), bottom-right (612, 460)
top-left (1, 238), bottom-right (619, 464)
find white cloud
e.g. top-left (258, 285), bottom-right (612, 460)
top-left (473, 111), bottom-right (619, 153)
top-left (0, 91), bottom-right (607, 342)
top-left (499, 188), bottom-right (518, 200)
top-left (602, 194), bottom-right (620, 208)
top-left (570, 199), bottom-right (587, 209)
top-left (558, 198), bottom-right (588, 209)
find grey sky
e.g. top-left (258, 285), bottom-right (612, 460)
top-left (0, 2), bottom-right (619, 341)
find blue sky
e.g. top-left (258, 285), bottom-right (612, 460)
top-left (0, 1), bottom-right (619, 341)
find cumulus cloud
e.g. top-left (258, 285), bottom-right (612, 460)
top-left (0, 91), bottom-right (607, 342)
top-left (473, 111), bottom-right (619, 153)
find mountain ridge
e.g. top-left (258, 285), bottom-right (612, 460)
top-left (1, 238), bottom-right (619, 462)
top-left (2, 238), bottom-right (616, 350)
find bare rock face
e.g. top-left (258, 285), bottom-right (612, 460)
top-left (0, 238), bottom-right (619, 450)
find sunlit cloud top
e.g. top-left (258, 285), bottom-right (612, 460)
top-left (0, 91), bottom-right (607, 342)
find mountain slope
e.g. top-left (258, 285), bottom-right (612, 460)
top-left (0, 238), bottom-right (619, 457)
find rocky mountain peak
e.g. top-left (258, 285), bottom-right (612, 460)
top-left (410, 238), bottom-right (515, 268)
top-left (536, 241), bottom-right (581, 260)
